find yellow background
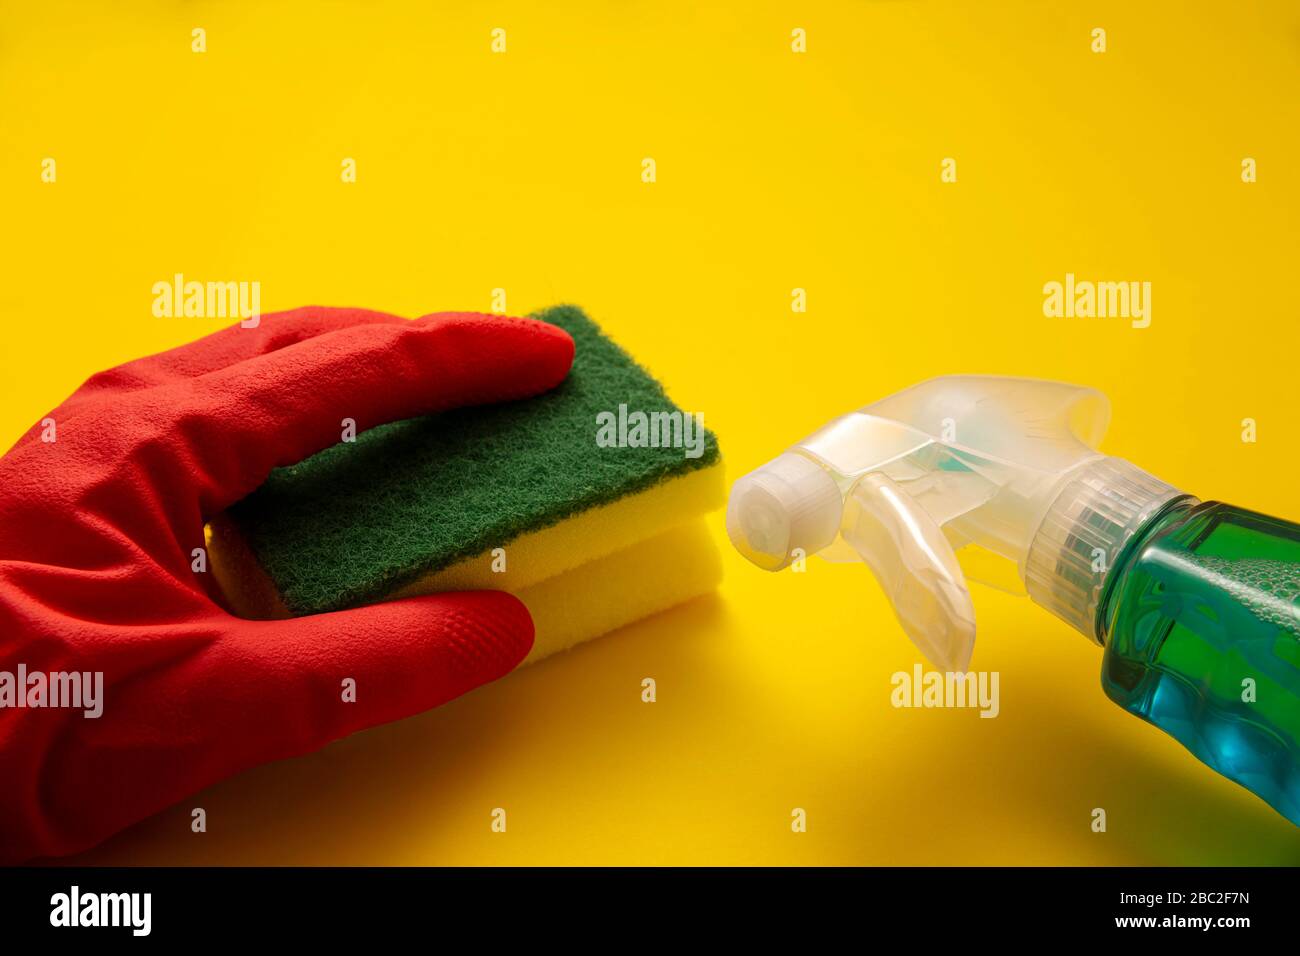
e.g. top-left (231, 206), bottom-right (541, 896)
top-left (3, 0), bottom-right (1299, 864)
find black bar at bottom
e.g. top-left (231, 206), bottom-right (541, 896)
top-left (0, 866), bottom-right (1284, 941)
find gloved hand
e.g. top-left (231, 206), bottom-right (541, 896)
top-left (0, 306), bottom-right (575, 862)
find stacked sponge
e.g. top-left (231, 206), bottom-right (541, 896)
top-left (209, 305), bottom-right (724, 663)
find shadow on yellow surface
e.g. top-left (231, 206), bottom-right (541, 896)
top-left (59, 525), bottom-right (1300, 866)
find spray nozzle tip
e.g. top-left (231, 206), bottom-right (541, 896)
top-left (727, 453), bottom-right (842, 571)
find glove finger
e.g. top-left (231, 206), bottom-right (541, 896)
top-left (22, 591), bottom-right (532, 861)
top-left (67, 306), bottom-right (410, 400)
top-left (148, 311), bottom-right (574, 516)
top-left (225, 590), bottom-right (535, 748)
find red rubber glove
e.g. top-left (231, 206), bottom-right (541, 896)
top-left (0, 306), bottom-right (574, 862)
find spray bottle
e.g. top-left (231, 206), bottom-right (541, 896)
top-left (726, 376), bottom-right (1300, 824)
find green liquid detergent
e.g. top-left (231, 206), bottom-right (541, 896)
top-left (1100, 501), bottom-right (1300, 823)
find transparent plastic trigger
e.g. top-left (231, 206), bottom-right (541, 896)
top-left (841, 473), bottom-right (977, 672)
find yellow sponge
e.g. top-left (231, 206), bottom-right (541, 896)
top-left (511, 517), bottom-right (720, 663)
top-left (208, 461), bottom-right (725, 661)
top-left (392, 463), bottom-right (723, 597)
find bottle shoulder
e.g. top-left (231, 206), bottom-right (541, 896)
top-left (1096, 498), bottom-right (1300, 642)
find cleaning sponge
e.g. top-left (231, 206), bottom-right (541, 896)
top-left (210, 305), bottom-right (724, 660)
